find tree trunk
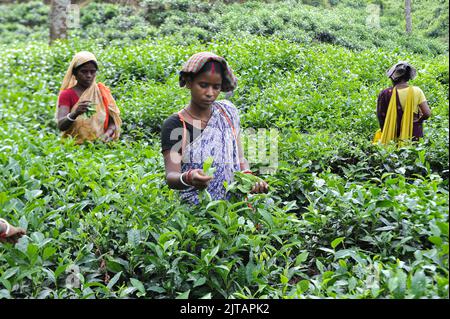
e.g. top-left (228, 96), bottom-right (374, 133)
top-left (49, 0), bottom-right (70, 44)
top-left (405, 0), bottom-right (412, 34)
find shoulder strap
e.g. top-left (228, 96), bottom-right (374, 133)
top-left (216, 104), bottom-right (237, 142)
top-left (177, 111), bottom-right (187, 156)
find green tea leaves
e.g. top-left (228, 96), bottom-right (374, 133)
top-left (203, 156), bottom-right (216, 177)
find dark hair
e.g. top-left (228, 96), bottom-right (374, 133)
top-left (73, 61), bottom-right (98, 75)
top-left (187, 61), bottom-right (225, 82)
top-left (392, 65), bottom-right (412, 85)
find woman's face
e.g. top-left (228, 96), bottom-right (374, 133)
top-left (74, 62), bottom-right (97, 88)
top-left (187, 71), bottom-right (222, 109)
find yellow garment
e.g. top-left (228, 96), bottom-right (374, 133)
top-left (56, 51), bottom-right (122, 144)
top-left (397, 86), bottom-right (427, 114)
top-left (373, 129), bottom-right (382, 143)
top-left (373, 86), bottom-right (414, 145)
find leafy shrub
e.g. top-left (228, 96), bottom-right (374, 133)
top-left (0, 1), bottom-right (447, 300)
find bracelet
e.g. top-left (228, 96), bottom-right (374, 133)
top-left (179, 172), bottom-right (191, 187)
top-left (0, 218), bottom-right (11, 237)
top-left (66, 113), bottom-right (76, 122)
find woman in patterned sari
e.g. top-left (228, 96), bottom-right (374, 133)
top-left (161, 52), bottom-right (268, 205)
top-left (56, 51), bottom-right (122, 144)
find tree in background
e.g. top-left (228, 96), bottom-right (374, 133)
top-left (49, 0), bottom-right (70, 44)
top-left (405, 0), bottom-right (412, 34)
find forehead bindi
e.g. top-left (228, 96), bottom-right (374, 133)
top-left (195, 71), bottom-right (222, 85)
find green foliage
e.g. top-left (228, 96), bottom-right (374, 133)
top-left (0, 0), bottom-right (448, 54)
top-left (203, 157), bottom-right (216, 177)
top-left (0, 0), bottom-right (448, 300)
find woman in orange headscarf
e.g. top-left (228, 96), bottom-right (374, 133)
top-left (56, 51), bottom-right (122, 144)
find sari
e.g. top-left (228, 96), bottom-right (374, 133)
top-left (174, 51), bottom-right (241, 204)
top-left (374, 86), bottom-right (420, 145)
top-left (178, 100), bottom-right (241, 205)
top-left (56, 51), bottom-right (122, 144)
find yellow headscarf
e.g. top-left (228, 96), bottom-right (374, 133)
top-left (56, 51), bottom-right (122, 144)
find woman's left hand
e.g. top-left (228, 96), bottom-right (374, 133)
top-left (250, 180), bottom-right (269, 194)
top-left (102, 126), bottom-right (115, 142)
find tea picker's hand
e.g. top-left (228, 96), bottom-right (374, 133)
top-left (250, 180), bottom-right (269, 194)
top-left (190, 169), bottom-right (213, 190)
top-left (73, 100), bottom-right (92, 117)
top-left (0, 219), bottom-right (26, 244)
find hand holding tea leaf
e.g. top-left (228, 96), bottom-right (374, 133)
top-left (227, 171), bottom-right (269, 194)
top-left (84, 104), bottom-right (95, 117)
top-left (190, 169), bottom-right (213, 190)
top-left (73, 100), bottom-right (92, 117)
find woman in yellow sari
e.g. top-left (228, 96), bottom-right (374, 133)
top-left (56, 51), bottom-right (122, 144)
top-left (374, 61), bottom-right (431, 145)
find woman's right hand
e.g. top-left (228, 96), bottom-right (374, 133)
top-left (73, 100), bottom-right (92, 117)
top-left (190, 169), bottom-right (213, 190)
top-left (0, 224), bottom-right (26, 244)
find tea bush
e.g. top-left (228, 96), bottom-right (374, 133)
top-left (0, 1), bottom-right (448, 54)
top-left (0, 0), bottom-right (448, 300)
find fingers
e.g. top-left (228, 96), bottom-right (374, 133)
top-left (191, 170), bottom-right (213, 189)
top-left (102, 135), bottom-right (112, 143)
top-left (75, 107), bottom-right (88, 115)
top-left (107, 129), bottom-right (115, 138)
top-left (193, 169), bottom-right (213, 181)
top-left (251, 181), bottom-right (269, 194)
top-left (78, 100), bottom-right (92, 106)
top-left (9, 226), bottom-right (26, 237)
top-left (0, 227), bottom-right (26, 245)
top-left (195, 174), bottom-right (213, 183)
top-left (13, 227), bottom-right (26, 236)
top-left (75, 101), bottom-right (92, 114)
top-left (8, 237), bottom-right (18, 244)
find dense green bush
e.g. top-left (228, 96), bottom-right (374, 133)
top-left (0, 0), bottom-right (448, 54)
top-left (0, 0), bottom-right (448, 300)
top-left (0, 32), bottom-right (448, 298)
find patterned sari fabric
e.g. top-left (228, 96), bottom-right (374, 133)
top-left (179, 100), bottom-right (241, 205)
top-left (56, 51), bottom-right (122, 144)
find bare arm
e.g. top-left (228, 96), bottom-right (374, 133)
top-left (57, 105), bottom-right (75, 131)
top-left (418, 101), bottom-right (431, 121)
top-left (57, 100), bottom-right (91, 131)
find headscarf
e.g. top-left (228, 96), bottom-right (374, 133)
top-left (56, 51), bottom-right (122, 144)
top-left (386, 61), bottom-right (417, 81)
top-left (179, 52), bottom-right (237, 92)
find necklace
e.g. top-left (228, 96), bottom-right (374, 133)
top-left (184, 107), bottom-right (211, 124)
